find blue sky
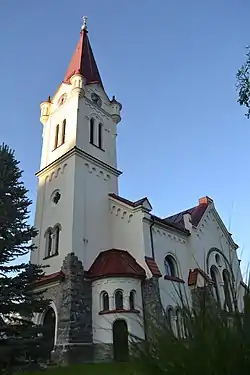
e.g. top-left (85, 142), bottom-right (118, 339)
top-left (1, 1), bottom-right (250, 273)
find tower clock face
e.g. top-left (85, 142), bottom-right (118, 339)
top-left (91, 93), bottom-right (102, 108)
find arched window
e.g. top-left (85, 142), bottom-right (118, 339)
top-left (98, 123), bottom-right (103, 149)
top-left (223, 269), bottom-right (233, 313)
top-left (58, 94), bottom-right (66, 106)
top-left (115, 290), bottom-right (123, 310)
top-left (164, 255), bottom-right (177, 277)
top-left (166, 306), bottom-right (174, 330)
top-left (54, 124), bottom-right (59, 149)
top-left (44, 228), bottom-right (53, 258)
top-left (90, 118), bottom-right (95, 145)
top-left (61, 119), bottom-right (66, 144)
top-left (53, 224), bottom-right (61, 255)
top-left (129, 290), bottom-right (136, 310)
top-left (101, 291), bottom-right (109, 311)
top-left (210, 266), bottom-right (221, 306)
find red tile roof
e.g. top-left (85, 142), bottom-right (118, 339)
top-left (152, 215), bottom-right (190, 234)
top-left (166, 196), bottom-right (211, 228)
top-left (145, 257), bottom-right (162, 277)
top-left (87, 249), bottom-right (146, 279)
top-left (35, 271), bottom-right (64, 286)
top-left (63, 29), bottom-right (103, 87)
top-left (188, 268), bottom-right (212, 286)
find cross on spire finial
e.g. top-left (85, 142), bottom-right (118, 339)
top-left (81, 16), bottom-right (88, 31)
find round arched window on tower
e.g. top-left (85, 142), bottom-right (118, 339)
top-left (51, 190), bottom-right (61, 206)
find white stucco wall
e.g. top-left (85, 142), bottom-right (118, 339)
top-left (77, 85), bottom-right (119, 171)
top-left (92, 277), bottom-right (144, 344)
top-left (109, 199), bottom-right (152, 276)
top-left (31, 157), bottom-right (75, 270)
top-left (40, 83), bottom-right (78, 170)
top-left (188, 204), bottom-right (244, 310)
top-left (32, 78), bottom-right (122, 272)
top-left (147, 222), bottom-right (192, 310)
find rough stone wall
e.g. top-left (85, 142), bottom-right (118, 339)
top-left (93, 343), bottom-right (113, 362)
top-left (142, 277), bottom-right (164, 338)
top-left (41, 253), bottom-right (93, 365)
top-left (190, 285), bottom-right (214, 312)
top-left (56, 253), bottom-right (92, 346)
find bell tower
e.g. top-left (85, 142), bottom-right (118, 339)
top-left (31, 18), bottom-right (122, 272)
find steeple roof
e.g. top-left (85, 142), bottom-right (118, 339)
top-left (63, 21), bottom-right (103, 88)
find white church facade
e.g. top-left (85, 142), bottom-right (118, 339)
top-left (31, 19), bottom-right (246, 364)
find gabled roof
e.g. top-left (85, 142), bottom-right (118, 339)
top-left (63, 28), bottom-right (103, 88)
top-left (166, 196), bottom-right (211, 228)
top-left (109, 193), bottom-right (189, 235)
top-left (109, 193), bottom-right (152, 211)
top-left (188, 268), bottom-right (212, 286)
top-left (145, 257), bottom-right (162, 277)
top-left (87, 249), bottom-right (146, 279)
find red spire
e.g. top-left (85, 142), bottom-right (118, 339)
top-left (63, 21), bottom-right (103, 88)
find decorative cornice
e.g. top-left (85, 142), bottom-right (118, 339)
top-left (36, 146), bottom-right (122, 178)
top-left (210, 207), bottom-right (238, 250)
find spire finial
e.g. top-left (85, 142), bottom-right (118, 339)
top-left (81, 16), bottom-right (88, 31)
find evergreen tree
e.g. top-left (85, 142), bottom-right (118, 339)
top-left (0, 144), bottom-right (49, 374)
top-left (236, 46), bottom-right (250, 118)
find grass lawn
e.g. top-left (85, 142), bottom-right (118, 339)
top-left (23, 362), bottom-right (141, 375)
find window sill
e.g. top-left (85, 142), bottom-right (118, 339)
top-left (90, 142), bottom-right (105, 152)
top-left (164, 275), bottom-right (185, 283)
top-left (52, 142), bottom-right (65, 152)
top-left (43, 253), bottom-right (59, 261)
top-left (99, 309), bottom-right (140, 316)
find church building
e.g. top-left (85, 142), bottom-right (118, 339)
top-left (31, 18), bottom-right (246, 364)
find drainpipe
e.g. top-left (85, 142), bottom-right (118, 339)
top-left (150, 216), bottom-right (155, 259)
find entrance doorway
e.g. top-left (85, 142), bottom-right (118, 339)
top-left (113, 319), bottom-right (129, 362)
top-left (42, 307), bottom-right (56, 358)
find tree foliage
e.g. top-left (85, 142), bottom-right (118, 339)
top-left (134, 287), bottom-right (250, 375)
top-left (236, 46), bottom-right (250, 118)
top-left (0, 144), bottom-right (49, 374)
